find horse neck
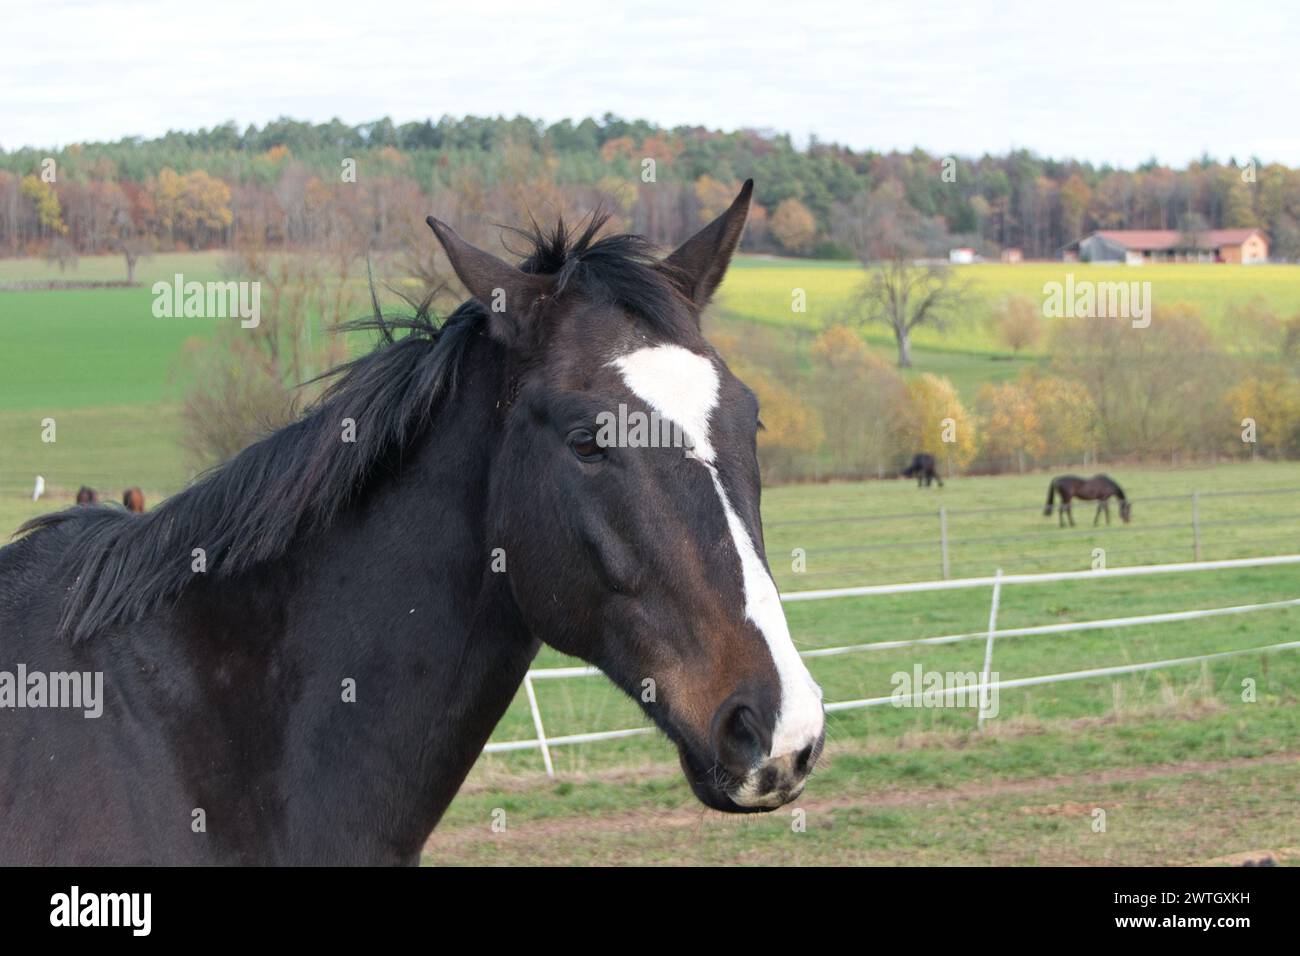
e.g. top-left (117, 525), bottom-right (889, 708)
top-left (229, 336), bottom-right (537, 861)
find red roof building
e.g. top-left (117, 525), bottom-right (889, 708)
top-left (1065, 228), bottom-right (1268, 264)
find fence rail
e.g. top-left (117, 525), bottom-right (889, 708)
top-left (766, 486), bottom-right (1300, 582)
top-left (482, 553), bottom-right (1300, 771)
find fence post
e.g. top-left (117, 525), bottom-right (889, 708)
top-left (1192, 491), bottom-right (1202, 562)
top-left (939, 507), bottom-right (950, 580)
top-left (978, 568), bottom-right (1003, 730)
top-left (522, 674), bottom-right (555, 777)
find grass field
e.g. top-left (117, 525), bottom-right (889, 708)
top-left (6, 252), bottom-right (1299, 411)
top-left (713, 256), bottom-right (1300, 399)
top-left (2, 251), bottom-right (1297, 865)
top-left (719, 255), bottom-right (1300, 347)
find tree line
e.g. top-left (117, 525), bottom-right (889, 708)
top-left (3, 114), bottom-right (1300, 265)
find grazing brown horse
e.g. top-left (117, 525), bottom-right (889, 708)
top-left (122, 487), bottom-right (145, 513)
top-left (1045, 474), bottom-right (1131, 527)
top-left (75, 486), bottom-right (98, 506)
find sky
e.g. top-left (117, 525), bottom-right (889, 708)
top-left (3, 0), bottom-right (1299, 167)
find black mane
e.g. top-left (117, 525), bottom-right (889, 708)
top-left (513, 212), bottom-right (691, 334)
top-left (20, 216), bottom-right (687, 643)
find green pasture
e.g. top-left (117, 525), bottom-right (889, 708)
top-left (479, 559), bottom-right (1300, 759)
top-left (4, 252), bottom-right (1299, 414)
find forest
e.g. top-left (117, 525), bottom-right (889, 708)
top-left (3, 113), bottom-right (1298, 264)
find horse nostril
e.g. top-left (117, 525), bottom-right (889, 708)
top-left (728, 705), bottom-right (762, 748)
top-left (795, 744), bottom-right (814, 775)
top-left (712, 698), bottom-right (770, 773)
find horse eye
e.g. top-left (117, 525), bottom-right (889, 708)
top-left (567, 428), bottom-right (604, 462)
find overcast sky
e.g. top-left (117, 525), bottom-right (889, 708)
top-left (4, 0), bottom-right (1298, 167)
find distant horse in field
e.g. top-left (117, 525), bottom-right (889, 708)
top-left (902, 452), bottom-right (943, 487)
top-left (75, 486), bottom-right (98, 506)
top-left (122, 487), bottom-right (145, 513)
top-left (1044, 474), bottom-right (1131, 527)
top-left (0, 180), bottom-right (824, 865)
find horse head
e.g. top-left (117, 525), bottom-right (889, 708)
top-left (427, 181), bottom-right (825, 812)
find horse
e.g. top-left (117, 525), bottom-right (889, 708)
top-left (901, 452), bottom-right (943, 487)
top-left (1044, 474), bottom-right (1131, 527)
top-left (122, 487), bottom-right (145, 513)
top-left (0, 181), bottom-right (825, 865)
top-left (75, 486), bottom-right (98, 506)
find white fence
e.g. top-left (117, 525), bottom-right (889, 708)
top-left (482, 554), bottom-right (1300, 775)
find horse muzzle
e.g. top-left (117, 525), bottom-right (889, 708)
top-left (678, 693), bottom-right (825, 813)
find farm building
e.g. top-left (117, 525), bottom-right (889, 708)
top-left (1063, 228), bottom-right (1269, 264)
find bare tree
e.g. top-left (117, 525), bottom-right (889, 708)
top-left (178, 244), bottom-right (353, 469)
top-left (43, 236), bottom-right (78, 274)
top-left (836, 178), bottom-right (968, 366)
top-left (118, 235), bottom-right (154, 284)
top-left (850, 258), bottom-right (970, 367)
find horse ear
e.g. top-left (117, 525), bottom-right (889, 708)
top-left (661, 179), bottom-right (753, 310)
top-left (426, 216), bottom-right (552, 350)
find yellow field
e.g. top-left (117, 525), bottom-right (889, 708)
top-left (717, 257), bottom-right (1300, 353)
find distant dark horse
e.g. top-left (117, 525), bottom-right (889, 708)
top-left (1044, 474), bottom-right (1131, 527)
top-left (75, 486), bottom-right (97, 506)
top-left (902, 452), bottom-right (943, 487)
top-left (122, 487), bottom-right (145, 513)
top-left (0, 181), bottom-right (824, 865)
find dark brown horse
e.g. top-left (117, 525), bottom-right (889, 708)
top-left (1045, 474), bottom-right (1131, 527)
top-left (75, 486), bottom-right (98, 506)
top-left (122, 487), bottom-right (145, 513)
top-left (902, 453), bottom-right (943, 488)
top-left (1, 181), bottom-right (825, 864)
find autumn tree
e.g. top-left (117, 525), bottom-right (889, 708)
top-left (1224, 368), bottom-right (1300, 458)
top-left (150, 168), bottom-right (233, 248)
top-left (976, 381), bottom-right (1043, 473)
top-left (770, 198), bottom-right (816, 255)
top-left (991, 294), bottom-right (1045, 354)
top-left (1026, 372), bottom-right (1099, 462)
top-left (1226, 296), bottom-right (1285, 355)
top-left (1058, 173), bottom-right (1092, 242)
top-left (730, 361), bottom-right (824, 482)
top-left (20, 174), bottom-right (67, 238)
top-left (1050, 305), bottom-right (1229, 458)
top-left (694, 175), bottom-right (742, 225)
top-left (810, 325), bottom-right (907, 477)
top-left (896, 373), bottom-right (977, 472)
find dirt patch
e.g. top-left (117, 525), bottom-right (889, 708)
top-left (428, 751), bottom-right (1298, 855)
top-left (1019, 801), bottom-right (1109, 817)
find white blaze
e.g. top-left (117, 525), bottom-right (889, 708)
top-left (611, 345), bottom-right (824, 758)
